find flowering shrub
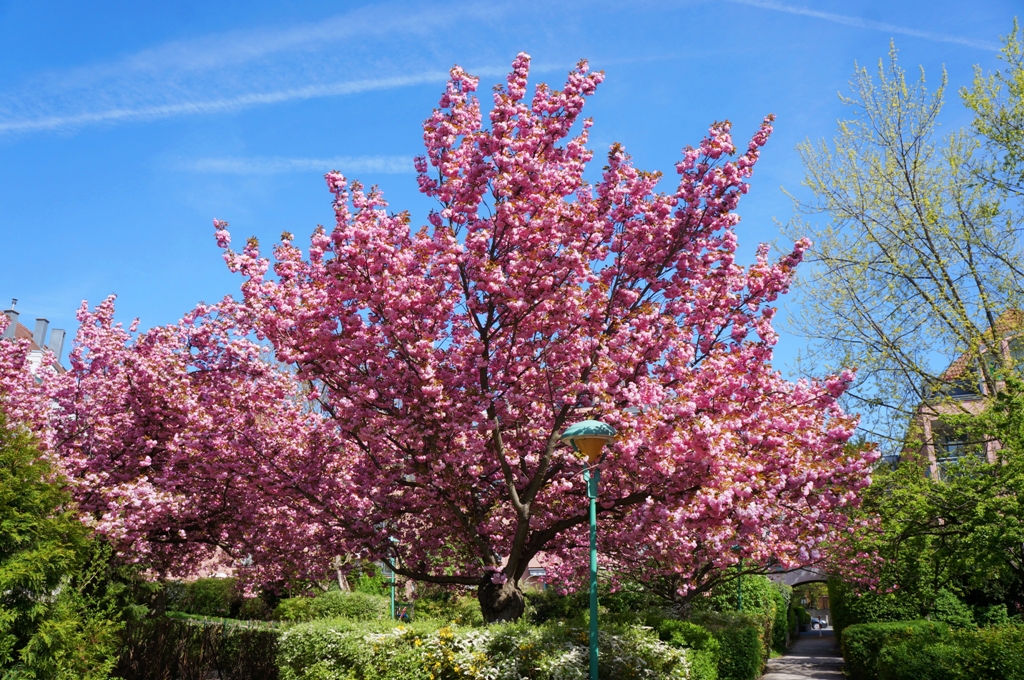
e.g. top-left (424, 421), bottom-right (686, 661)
top-left (276, 619), bottom-right (692, 680)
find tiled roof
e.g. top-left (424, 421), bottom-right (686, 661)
top-left (940, 309), bottom-right (1024, 380)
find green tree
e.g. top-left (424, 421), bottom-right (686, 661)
top-left (783, 43), bottom-right (1024, 449)
top-left (833, 380), bottom-right (1024, 622)
top-left (963, 20), bottom-right (1024, 199)
top-left (0, 413), bottom-right (146, 679)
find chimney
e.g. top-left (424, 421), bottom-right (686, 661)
top-left (33, 318), bottom-right (49, 348)
top-left (48, 329), bottom-right (66, 363)
top-left (2, 301), bottom-right (18, 340)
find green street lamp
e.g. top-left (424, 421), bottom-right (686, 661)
top-left (560, 419), bottom-right (617, 680)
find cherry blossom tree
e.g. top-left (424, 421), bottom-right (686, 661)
top-left (0, 299), bottom-right (342, 581)
top-left (210, 54), bottom-right (878, 621)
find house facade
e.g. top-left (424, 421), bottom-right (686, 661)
top-left (2, 300), bottom-right (67, 373)
top-left (906, 312), bottom-right (1024, 479)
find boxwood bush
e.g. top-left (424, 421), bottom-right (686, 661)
top-left (841, 620), bottom-right (950, 680)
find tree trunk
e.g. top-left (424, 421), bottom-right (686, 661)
top-left (478, 576), bottom-right (526, 623)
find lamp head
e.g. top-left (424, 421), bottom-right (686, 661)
top-left (559, 419), bottom-right (617, 464)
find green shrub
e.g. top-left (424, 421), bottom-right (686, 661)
top-left (277, 618), bottom-right (693, 680)
top-left (827, 578), bottom-right (923, 642)
top-left (791, 605), bottom-right (809, 626)
top-left (0, 418), bottom-right (150, 679)
top-left (841, 620), bottom-right (951, 680)
top-left (353, 570), bottom-right (389, 597)
top-left (974, 603), bottom-right (1010, 626)
top-left (876, 638), bottom-right (961, 680)
top-left (876, 624), bottom-right (1024, 680)
top-left (175, 577), bottom-right (244, 618)
top-left (652, 618), bottom-right (720, 680)
top-left (770, 584), bottom-right (791, 652)
top-left (931, 588), bottom-right (975, 629)
top-left (273, 591), bottom-right (389, 622)
top-left (691, 574), bottom-right (777, 667)
top-left (414, 593), bottom-right (483, 626)
top-left (691, 611), bottom-right (764, 680)
top-left (525, 588), bottom-right (586, 623)
top-left (786, 606), bottom-right (797, 637)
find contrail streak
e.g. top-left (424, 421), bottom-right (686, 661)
top-left (725, 0), bottom-right (1000, 52)
top-left (179, 155), bottom-right (414, 174)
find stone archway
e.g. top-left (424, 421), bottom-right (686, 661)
top-left (767, 567), bottom-right (828, 587)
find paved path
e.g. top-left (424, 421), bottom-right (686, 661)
top-left (761, 632), bottom-right (844, 680)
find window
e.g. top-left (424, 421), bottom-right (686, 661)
top-left (931, 423), bottom-right (985, 480)
top-left (1010, 337), bottom-right (1024, 371)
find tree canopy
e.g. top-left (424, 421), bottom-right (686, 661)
top-left (1, 55), bottom-right (877, 623)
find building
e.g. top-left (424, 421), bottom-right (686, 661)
top-left (905, 311), bottom-right (1024, 479)
top-left (2, 300), bottom-right (67, 372)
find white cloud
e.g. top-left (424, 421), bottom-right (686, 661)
top-left (178, 155), bottom-right (415, 175)
top-left (725, 0), bottom-right (1000, 52)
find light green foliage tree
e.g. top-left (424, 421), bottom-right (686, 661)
top-left (784, 41), bottom-right (1024, 448)
top-left (0, 413), bottom-right (147, 679)
top-left (963, 21), bottom-right (1024, 199)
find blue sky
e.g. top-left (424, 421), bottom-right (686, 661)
top-left (0, 0), bottom-right (1017, 373)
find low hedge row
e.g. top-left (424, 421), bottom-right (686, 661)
top-left (841, 620), bottom-right (951, 680)
top-left (273, 591), bottom-right (390, 622)
top-left (277, 618), bottom-right (693, 680)
top-left (876, 623), bottom-right (1024, 680)
top-left (116, 615), bottom-right (279, 680)
top-left (689, 611), bottom-right (766, 680)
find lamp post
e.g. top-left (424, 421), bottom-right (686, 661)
top-left (560, 419), bottom-right (617, 680)
top-left (731, 545), bottom-right (743, 611)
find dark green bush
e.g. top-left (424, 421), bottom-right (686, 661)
top-left (931, 588), bottom-right (976, 629)
top-left (273, 590), bottom-right (389, 622)
top-left (525, 588), bottom-right (586, 623)
top-left (691, 611), bottom-right (765, 680)
top-left (841, 620), bottom-right (951, 680)
top-left (974, 603), bottom-right (1010, 626)
top-left (116, 615), bottom-right (280, 680)
top-left (791, 605), bottom-right (809, 626)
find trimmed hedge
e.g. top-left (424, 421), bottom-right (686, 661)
top-left (277, 618), bottom-right (694, 680)
top-left (840, 620), bottom-right (950, 680)
top-left (769, 584), bottom-right (791, 652)
top-left (273, 591), bottom-right (390, 622)
top-left (652, 619), bottom-right (720, 680)
top-left (877, 623), bottom-right (1024, 680)
top-left (690, 611), bottom-right (765, 680)
top-left (116, 615), bottom-right (280, 680)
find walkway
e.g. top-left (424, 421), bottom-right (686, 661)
top-left (761, 631), bottom-right (844, 680)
